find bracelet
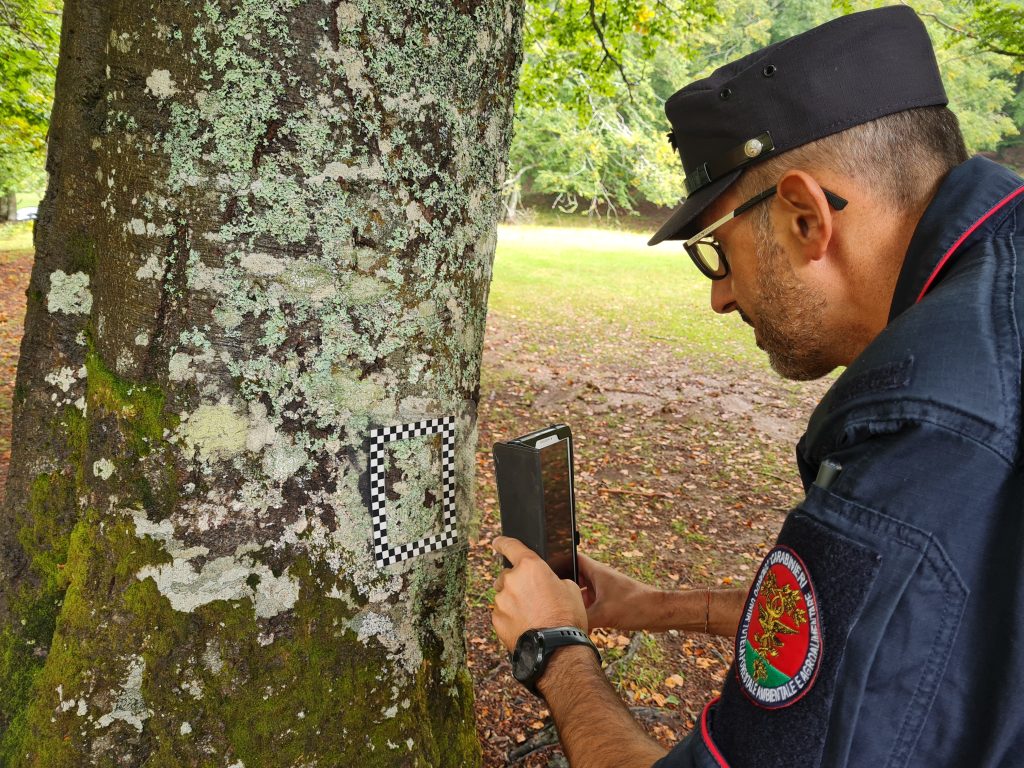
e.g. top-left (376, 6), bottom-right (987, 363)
top-left (704, 587), bottom-right (711, 634)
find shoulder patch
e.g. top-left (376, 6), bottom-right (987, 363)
top-left (736, 546), bottom-right (822, 709)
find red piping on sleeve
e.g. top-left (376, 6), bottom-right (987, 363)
top-left (700, 697), bottom-right (731, 768)
top-left (915, 184), bottom-right (1024, 304)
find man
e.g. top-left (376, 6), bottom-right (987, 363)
top-left (491, 5), bottom-right (1024, 767)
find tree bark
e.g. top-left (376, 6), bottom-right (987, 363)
top-left (0, 1), bottom-right (523, 765)
top-left (0, 190), bottom-right (16, 221)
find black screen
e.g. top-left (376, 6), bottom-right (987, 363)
top-left (539, 438), bottom-right (575, 580)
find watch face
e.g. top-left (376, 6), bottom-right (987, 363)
top-left (513, 633), bottom-right (539, 681)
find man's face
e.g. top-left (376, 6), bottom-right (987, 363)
top-left (702, 192), bottom-right (834, 381)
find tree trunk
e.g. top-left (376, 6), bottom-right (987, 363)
top-left (0, 1), bottom-right (523, 765)
top-left (0, 190), bottom-right (16, 221)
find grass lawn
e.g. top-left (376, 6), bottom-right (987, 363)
top-left (492, 224), bottom-right (764, 368)
top-left (0, 222), bottom-right (34, 262)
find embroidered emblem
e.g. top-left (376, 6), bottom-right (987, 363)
top-left (736, 546), bottom-right (822, 708)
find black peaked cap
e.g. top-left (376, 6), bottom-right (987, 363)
top-left (649, 5), bottom-right (947, 246)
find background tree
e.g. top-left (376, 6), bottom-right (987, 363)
top-left (0, 0), bottom-right (61, 219)
top-left (0, 1), bottom-right (522, 765)
top-left (507, 0), bottom-right (1024, 219)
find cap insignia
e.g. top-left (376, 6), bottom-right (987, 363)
top-left (744, 138), bottom-right (764, 158)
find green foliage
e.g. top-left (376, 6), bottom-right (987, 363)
top-left (520, 0), bottom-right (718, 113)
top-left (0, 0), bottom-right (61, 194)
top-left (963, 1), bottom-right (1024, 58)
top-left (511, 0), bottom-right (719, 214)
top-left (511, 0), bottom-right (1024, 216)
top-left (509, 75), bottom-right (684, 212)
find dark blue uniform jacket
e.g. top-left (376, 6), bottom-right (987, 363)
top-left (655, 157), bottom-right (1024, 768)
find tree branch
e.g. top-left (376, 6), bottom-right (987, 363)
top-left (587, 0), bottom-right (635, 102)
top-left (911, 4), bottom-right (1023, 59)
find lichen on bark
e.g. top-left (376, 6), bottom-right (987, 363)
top-left (0, 0), bottom-right (524, 764)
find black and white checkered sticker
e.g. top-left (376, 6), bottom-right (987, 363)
top-left (369, 417), bottom-right (457, 567)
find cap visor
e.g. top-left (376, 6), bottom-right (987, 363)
top-left (647, 170), bottom-right (741, 246)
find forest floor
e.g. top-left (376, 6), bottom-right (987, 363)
top-left (0, 221), bottom-right (830, 766)
top-left (0, 223), bottom-right (33, 502)
top-left (466, 307), bottom-right (827, 766)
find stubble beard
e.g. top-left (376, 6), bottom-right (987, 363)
top-left (752, 219), bottom-right (833, 381)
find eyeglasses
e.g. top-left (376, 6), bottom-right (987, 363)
top-left (683, 186), bottom-right (849, 280)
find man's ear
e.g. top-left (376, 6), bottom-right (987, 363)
top-left (774, 170), bottom-right (834, 264)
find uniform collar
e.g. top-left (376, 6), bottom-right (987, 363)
top-left (889, 156), bottom-right (1024, 322)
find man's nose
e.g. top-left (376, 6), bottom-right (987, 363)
top-left (710, 276), bottom-right (737, 314)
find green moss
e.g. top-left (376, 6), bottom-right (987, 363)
top-left (84, 342), bottom-right (181, 519)
top-left (85, 346), bottom-right (174, 454)
top-left (18, 474), bottom-right (75, 592)
top-left (0, 514), bottom-right (83, 767)
top-left (7, 512), bottom-right (482, 767)
top-left (0, 581), bottom-right (66, 766)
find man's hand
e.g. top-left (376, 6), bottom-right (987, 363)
top-left (578, 553), bottom-right (656, 630)
top-left (491, 536), bottom-right (588, 651)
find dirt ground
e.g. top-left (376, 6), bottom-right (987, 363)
top-left (0, 250), bottom-right (32, 502)
top-left (467, 311), bottom-right (828, 766)
top-left (0, 249), bottom-right (830, 766)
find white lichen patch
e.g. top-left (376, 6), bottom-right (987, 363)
top-left (145, 69), bottom-right (178, 99)
top-left (349, 608), bottom-right (422, 675)
top-left (109, 29), bottom-right (132, 53)
top-left (137, 551), bottom-right (301, 619)
top-left (45, 367), bottom-right (78, 393)
top-left (245, 401), bottom-right (276, 452)
top-left (178, 404), bottom-right (248, 460)
top-left (128, 218), bottom-right (157, 236)
top-left (262, 441), bottom-right (308, 483)
top-left (309, 160), bottom-right (385, 186)
top-left (133, 511), bottom-right (301, 619)
top-left (180, 721), bottom-right (192, 735)
top-left (92, 459), bottom-right (116, 480)
top-left (335, 1), bottom-right (362, 29)
top-left (57, 685), bottom-right (75, 712)
top-left (240, 252), bottom-right (286, 276)
top-left (96, 656), bottom-right (152, 732)
top-left (168, 352), bottom-right (194, 382)
top-left (203, 642), bottom-right (222, 674)
top-left (116, 349), bottom-right (134, 374)
top-left (136, 255), bottom-right (164, 281)
top-left (188, 262), bottom-right (226, 293)
top-left (47, 271), bottom-right (93, 315)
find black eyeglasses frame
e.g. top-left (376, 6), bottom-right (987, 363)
top-left (683, 186), bottom-right (849, 281)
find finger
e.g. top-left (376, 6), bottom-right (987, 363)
top-left (493, 571), bottom-right (506, 593)
top-left (580, 585), bottom-right (595, 609)
top-left (576, 553), bottom-right (598, 576)
top-left (492, 535), bottom-right (536, 566)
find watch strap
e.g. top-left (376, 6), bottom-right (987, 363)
top-left (515, 626), bottom-right (601, 698)
top-left (537, 627), bottom-right (601, 660)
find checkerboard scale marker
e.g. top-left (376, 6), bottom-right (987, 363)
top-left (368, 417), bottom-right (458, 567)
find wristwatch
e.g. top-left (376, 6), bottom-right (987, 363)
top-left (511, 627), bottom-right (602, 697)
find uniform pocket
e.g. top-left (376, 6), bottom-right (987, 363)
top-left (799, 487), bottom-right (969, 768)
